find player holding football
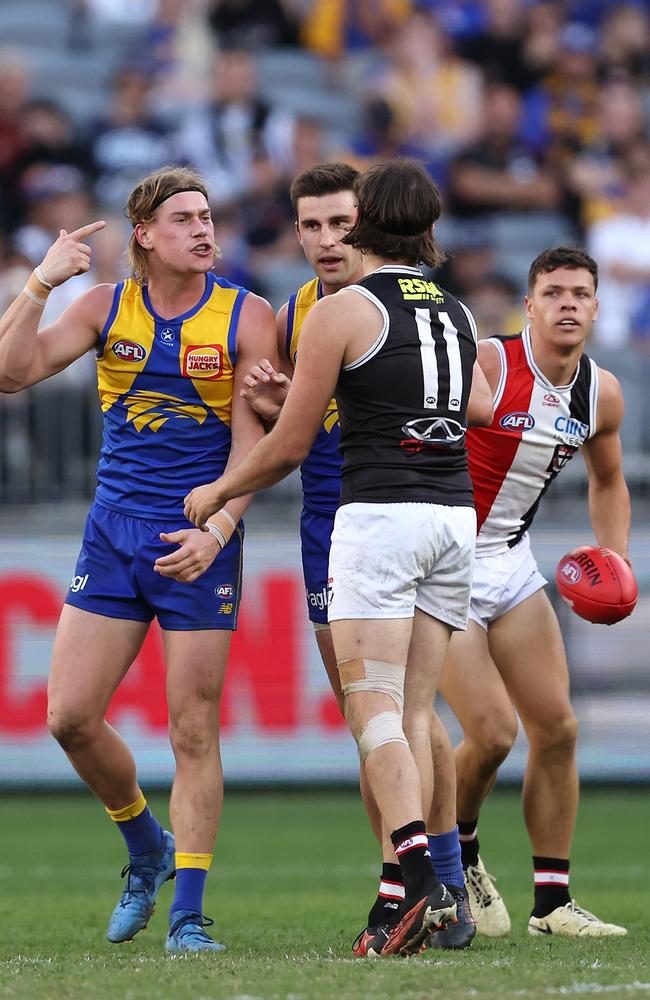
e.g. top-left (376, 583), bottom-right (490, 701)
top-left (241, 162), bottom-right (490, 954)
top-left (433, 246), bottom-right (631, 938)
top-left (0, 166), bottom-right (276, 953)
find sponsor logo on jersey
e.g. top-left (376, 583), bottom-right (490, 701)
top-left (215, 584), bottom-right (233, 598)
top-left (543, 392), bottom-right (560, 407)
top-left (397, 277), bottom-right (444, 302)
top-left (560, 560), bottom-right (582, 585)
top-left (123, 390), bottom-right (208, 432)
top-left (401, 416), bottom-right (466, 446)
top-left (160, 328), bottom-right (175, 345)
top-left (218, 601), bottom-right (234, 614)
top-left (499, 411), bottom-right (535, 431)
top-left (308, 586), bottom-right (329, 611)
top-left (182, 344), bottom-right (223, 380)
top-left (112, 340), bottom-right (147, 363)
top-left (555, 415), bottom-right (588, 443)
top-left (70, 573), bottom-right (89, 592)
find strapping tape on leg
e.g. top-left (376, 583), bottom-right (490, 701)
top-left (358, 711), bottom-right (408, 760)
top-left (337, 657), bottom-right (406, 712)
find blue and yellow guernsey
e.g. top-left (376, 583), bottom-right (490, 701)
top-left (285, 278), bottom-right (341, 514)
top-left (94, 273), bottom-right (247, 518)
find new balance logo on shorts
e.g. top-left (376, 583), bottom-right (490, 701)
top-left (70, 573), bottom-right (89, 593)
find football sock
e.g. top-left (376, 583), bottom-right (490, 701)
top-left (532, 856), bottom-right (571, 916)
top-left (428, 826), bottom-right (464, 889)
top-left (366, 863), bottom-right (404, 927)
top-left (391, 820), bottom-right (437, 900)
top-left (106, 792), bottom-right (163, 858)
top-left (458, 818), bottom-right (480, 869)
top-left (170, 853), bottom-right (212, 916)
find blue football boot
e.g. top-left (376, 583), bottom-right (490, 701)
top-left (107, 829), bottom-right (176, 943)
top-left (165, 910), bottom-right (225, 954)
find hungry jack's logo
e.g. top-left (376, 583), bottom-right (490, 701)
top-left (183, 344), bottom-right (224, 380)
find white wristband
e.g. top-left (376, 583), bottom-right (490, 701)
top-left (22, 285), bottom-right (48, 307)
top-left (34, 264), bottom-right (54, 290)
top-left (206, 522), bottom-right (227, 548)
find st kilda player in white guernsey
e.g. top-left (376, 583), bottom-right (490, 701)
top-left (434, 247), bottom-right (631, 939)
top-left (183, 160), bottom-right (495, 958)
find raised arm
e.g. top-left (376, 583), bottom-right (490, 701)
top-left (0, 221), bottom-right (108, 392)
top-left (582, 368), bottom-right (631, 561)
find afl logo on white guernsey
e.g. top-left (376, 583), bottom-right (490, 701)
top-left (112, 340), bottom-right (146, 362)
top-left (499, 411), bottom-right (535, 431)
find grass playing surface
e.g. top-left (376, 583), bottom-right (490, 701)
top-left (1, 789), bottom-right (648, 999)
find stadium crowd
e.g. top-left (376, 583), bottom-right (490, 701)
top-left (0, 0), bottom-right (649, 501)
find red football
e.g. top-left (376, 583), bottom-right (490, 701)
top-left (555, 545), bottom-right (638, 625)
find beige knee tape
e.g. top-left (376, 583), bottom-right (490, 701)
top-left (358, 711), bottom-right (408, 760)
top-left (337, 657), bottom-right (406, 712)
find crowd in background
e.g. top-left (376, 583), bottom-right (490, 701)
top-left (0, 0), bottom-right (649, 501)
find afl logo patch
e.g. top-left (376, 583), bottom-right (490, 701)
top-left (559, 560), bottom-right (582, 585)
top-left (499, 411), bottom-right (535, 432)
top-left (112, 340), bottom-right (146, 362)
top-left (183, 344), bottom-right (223, 380)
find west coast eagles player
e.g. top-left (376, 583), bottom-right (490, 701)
top-left (0, 166), bottom-right (276, 952)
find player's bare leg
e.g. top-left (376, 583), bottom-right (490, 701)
top-left (439, 622), bottom-right (517, 935)
top-left (47, 605), bottom-right (149, 805)
top-left (47, 605), bottom-right (174, 943)
top-left (163, 627), bottom-right (231, 952)
top-left (332, 616), bottom-right (457, 957)
top-left (489, 592), bottom-right (578, 859)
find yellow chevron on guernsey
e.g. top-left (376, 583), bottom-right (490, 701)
top-left (123, 390), bottom-right (208, 433)
top-left (323, 400), bottom-right (339, 434)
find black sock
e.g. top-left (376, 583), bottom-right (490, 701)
top-left (532, 856), bottom-right (571, 917)
top-left (458, 818), bottom-right (479, 869)
top-left (367, 863), bottom-right (404, 928)
top-left (391, 821), bottom-right (437, 901)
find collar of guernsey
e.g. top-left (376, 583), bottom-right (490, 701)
top-left (286, 277), bottom-right (342, 515)
top-left (94, 272), bottom-right (249, 520)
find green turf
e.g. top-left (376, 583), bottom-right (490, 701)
top-left (1, 790), bottom-right (648, 999)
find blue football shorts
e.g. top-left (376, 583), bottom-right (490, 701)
top-left (300, 506), bottom-right (336, 626)
top-left (64, 502), bottom-right (243, 631)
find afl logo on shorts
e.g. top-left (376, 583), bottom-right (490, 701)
top-left (215, 584), bottom-right (233, 598)
top-left (499, 411), bottom-right (535, 432)
top-left (183, 344), bottom-right (223, 379)
top-left (112, 340), bottom-right (147, 362)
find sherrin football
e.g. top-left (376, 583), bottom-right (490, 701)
top-left (555, 545), bottom-right (638, 625)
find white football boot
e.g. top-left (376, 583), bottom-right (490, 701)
top-left (528, 900), bottom-right (627, 937)
top-left (464, 856), bottom-right (511, 937)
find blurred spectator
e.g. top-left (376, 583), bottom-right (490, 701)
top-left (565, 80), bottom-right (647, 229)
top-left (6, 100), bottom-right (92, 231)
top-left (0, 50), bottom-right (31, 231)
top-left (173, 48), bottom-right (295, 206)
top-left (371, 11), bottom-right (483, 162)
top-left (461, 0), bottom-right (549, 93)
top-left (447, 83), bottom-right (560, 219)
top-left (12, 163), bottom-right (94, 265)
top-left (432, 229), bottom-right (495, 300)
top-left (465, 273), bottom-right (523, 339)
top-left (522, 22), bottom-right (601, 164)
top-left (86, 67), bottom-right (174, 212)
top-left (74, 0), bottom-right (156, 26)
top-left (302, 0), bottom-right (413, 61)
top-left (598, 3), bottom-right (650, 85)
top-left (588, 155), bottom-right (650, 350)
top-left (206, 0), bottom-right (300, 50)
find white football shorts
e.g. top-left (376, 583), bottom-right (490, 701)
top-left (469, 533), bottom-right (547, 630)
top-left (327, 501), bottom-right (476, 630)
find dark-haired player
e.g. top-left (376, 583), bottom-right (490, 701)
top-left (435, 247), bottom-right (631, 937)
top-left (0, 165), bottom-right (276, 952)
top-left (185, 159), bottom-right (492, 957)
